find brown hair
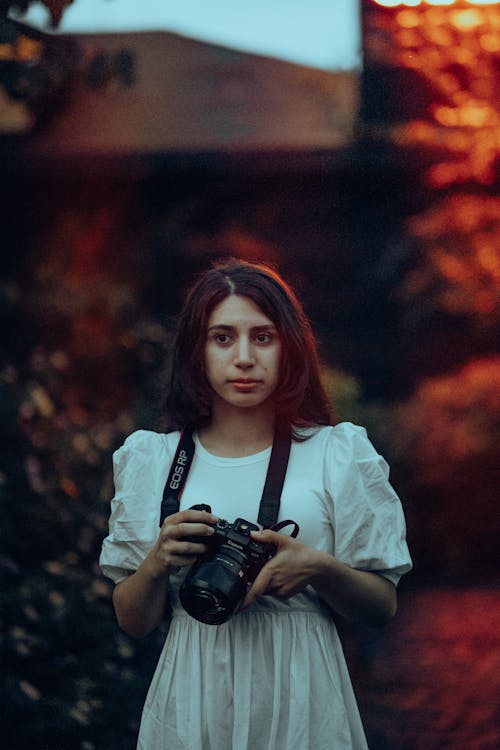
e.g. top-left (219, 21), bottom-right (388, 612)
top-left (165, 258), bottom-right (333, 436)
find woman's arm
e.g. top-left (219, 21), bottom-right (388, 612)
top-left (310, 552), bottom-right (396, 626)
top-left (244, 531), bottom-right (397, 627)
top-left (112, 508), bottom-right (217, 638)
top-left (113, 555), bottom-right (171, 639)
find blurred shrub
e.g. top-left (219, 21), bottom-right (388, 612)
top-left (388, 356), bottom-right (500, 580)
top-left (323, 357), bottom-right (499, 582)
top-left (0, 330), bottom-right (170, 750)
top-left (321, 365), bottom-right (365, 425)
top-left (400, 194), bottom-right (500, 330)
top-left (393, 355), bottom-right (499, 481)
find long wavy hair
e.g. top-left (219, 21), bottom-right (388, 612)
top-left (164, 258), bottom-right (333, 436)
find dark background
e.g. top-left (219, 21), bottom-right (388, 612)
top-left (1, 1), bottom-right (499, 748)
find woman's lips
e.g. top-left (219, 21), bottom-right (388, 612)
top-left (229, 379), bottom-right (260, 391)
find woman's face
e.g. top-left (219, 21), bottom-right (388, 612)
top-left (204, 294), bottom-right (282, 414)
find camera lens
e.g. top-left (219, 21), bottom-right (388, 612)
top-left (180, 546), bottom-right (248, 625)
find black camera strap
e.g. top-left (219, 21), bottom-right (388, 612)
top-left (160, 426), bottom-right (291, 529)
top-left (257, 426), bottom-right (291, 529)
top-left (160, 428), bottom-right (196, 525)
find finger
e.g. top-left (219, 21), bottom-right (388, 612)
top-left (178, 522), bottom-right (216, 540)
top-left (242, 566), bottom-right (274, 608)
top-left (161, 540), bottom-right (207, 569)
top-left (163, 509), bottom-right (218, 526)
top-left (167, 553), bottom-right (199, 568)
top-left (250, 529), bottom-right (284, 548)
top-left (251, 528), bottom-right (277, 541)
top-left (173, 540), bottom-right (208, 556)
top-left (162, 522), bottom-right (214, 542)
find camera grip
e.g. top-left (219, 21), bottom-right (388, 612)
top-left (190, 503), bottom-right (212, 514)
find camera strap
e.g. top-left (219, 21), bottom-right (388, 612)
top-left (160, 428), bottom-right (196, 525)
top-left (257, 426), bottom-right (291, 529)
top-left (160, 426), bottom-right (291, 528)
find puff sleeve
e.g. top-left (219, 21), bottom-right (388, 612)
top-left (326, 423), bottom-right (412, 586)
top-left (99, 430), bottom-right (170, 584)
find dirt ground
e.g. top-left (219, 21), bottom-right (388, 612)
top-left (342, 588), bottom-right (500, 750)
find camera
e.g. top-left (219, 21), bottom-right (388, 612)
top-left (179, 504), bottom-right (276, 625)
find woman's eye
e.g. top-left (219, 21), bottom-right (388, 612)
top-left (215, 334), bottom-right (231, 344)
top-left (255, 333), bottom-right (272, 344)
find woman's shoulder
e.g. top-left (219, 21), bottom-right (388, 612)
top-left (118, 428), bottom-right (180, 448)
top-left (295, 422), bottom-right (370, 450)
top-left (113, 429), bottom-right (181, 471)
top-left (293, 422), bottom-right (384, 471)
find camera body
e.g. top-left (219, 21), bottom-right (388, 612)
top-left (179, 504), bottom-right (275, 625)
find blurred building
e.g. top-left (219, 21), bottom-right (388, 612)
top-left (2, 26), bottom-right (359, 160)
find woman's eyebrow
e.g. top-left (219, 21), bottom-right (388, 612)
top-left (207, 324), bottom-right (277, 332)
top-left (251, 324), bottom-right (277, 332)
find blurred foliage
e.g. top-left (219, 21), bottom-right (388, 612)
top-left (323, 354), bottom-right (499, 582)
top-left (0, 321), bottom-right (171, 748)
top-left (321, 365), bottom-right (365, 425)
top-left (363, 1), bottom-right (500, 189)
top-left (1, 1), bottom-right (75, 28)
top-left (0, 0), bottom-right (134, 134)
top-left (394, 355), bottom-right (500, 482)
top-left (361, 3), bottom-right (500, 529)
top-left (400, 193), bottom-right (500, 330)
top-left (384, 356), bottom-right (499, 580)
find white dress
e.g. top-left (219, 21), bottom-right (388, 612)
top-left (100, 423), bottom-right (412, 750)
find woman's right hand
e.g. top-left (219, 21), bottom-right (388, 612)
top-left (113, 508), bottom-right (218, 637)
top-left (149, 508), bottom-right (218, 576)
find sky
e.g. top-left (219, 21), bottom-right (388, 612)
top-left (15, 0), bottom-right (362, 71)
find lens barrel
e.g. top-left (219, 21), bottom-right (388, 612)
top-left (179, 546), bottom-right (248, 625)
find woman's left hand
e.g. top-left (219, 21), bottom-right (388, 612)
top-left (243, 529), bottom-right (322, 607)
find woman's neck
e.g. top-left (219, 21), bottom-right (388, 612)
top-left (198, 404), bottom-right (276, 458)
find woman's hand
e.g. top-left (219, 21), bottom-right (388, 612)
top-left (112, 507), bottom-right (218, 638)
top-left (243, 530), bottom-right (322, 607)
top-left (149, 508), bottom-right (218, 578)
top-left (243, 528), bottom-right (397, 626)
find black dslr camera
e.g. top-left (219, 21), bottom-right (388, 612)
top-left (179, 504), bottom-right (276, 625)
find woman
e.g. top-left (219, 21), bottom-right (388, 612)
top-left (100, 258), bottom-right (412, 749)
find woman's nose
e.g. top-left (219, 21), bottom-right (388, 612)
top-left (234, 337), bottom-right (254, 366)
